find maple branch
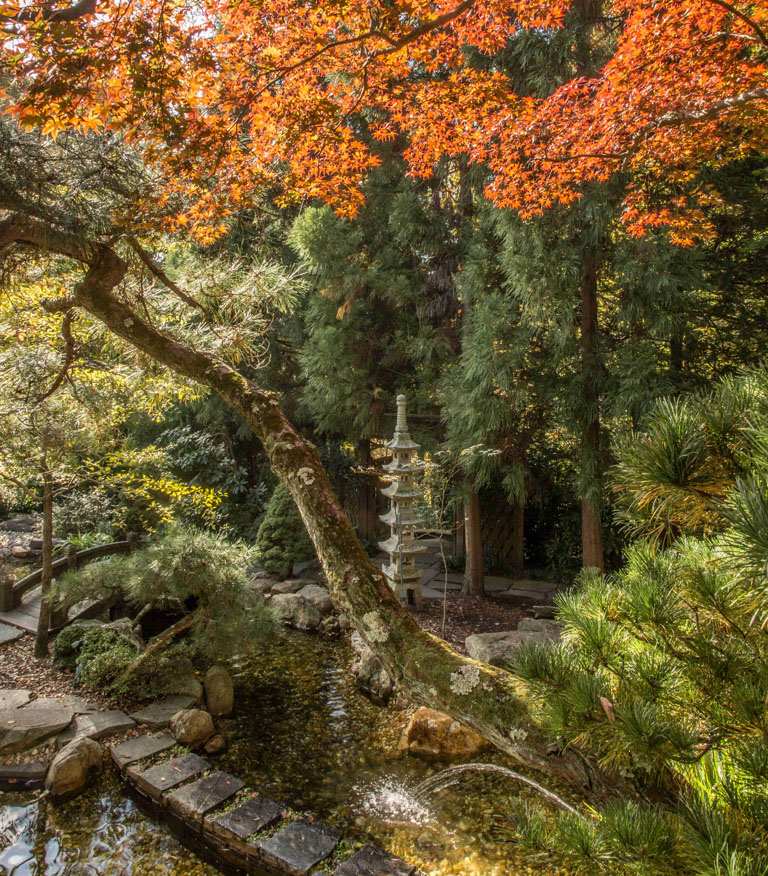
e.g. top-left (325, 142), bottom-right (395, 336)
top-left (252, 0), bottom-right (476, 97)
top-left (127, 236), bottom-right (206, 313)
top-left (34, 311), bottom-right (76, 404)
top-left (621, 86), bottom-right (768, 168)
top-left (0, 0), bottom-right (97, 24)
top-left (705, 0), bottom-right (768, 47)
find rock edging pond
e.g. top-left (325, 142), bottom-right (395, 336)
top-left (110, 731), bottom-right (419, 876)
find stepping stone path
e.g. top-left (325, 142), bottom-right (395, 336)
top-left (0, 623), bottom-right (23, 645)
top-left (130, 695), bottom-right (196, 728)
top-left (167, 771), bottom-right (245, 825)
top-left (110, 731), bottom-right (417, 876)
top-left (0, 762), bottom-right (48, 791)
top-left (110, 733), bottom-right (176, 768)
top-left (206, 795), bottom-right (283, 855)
top-left (0, 702), bottom-right (74, 755)
top-left (336, 845), bottom-right (416, 876)
top-left (57, 709), bottom-right (135, 747)
top-left (259, 818), bottom-right (342, 876)
top-left (129, 752), bottom-right (209, 801)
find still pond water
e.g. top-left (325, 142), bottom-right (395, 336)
top-left (1, 632), bottom-right (561, 876)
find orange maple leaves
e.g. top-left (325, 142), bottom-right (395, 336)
top-left (2, 0), bottom-right (766, 242)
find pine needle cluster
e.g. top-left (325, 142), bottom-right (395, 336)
top-left (503, 370), bottom-right (768, 875)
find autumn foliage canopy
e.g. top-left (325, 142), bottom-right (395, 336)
top-left (2, 0), bottom-right (766, 243)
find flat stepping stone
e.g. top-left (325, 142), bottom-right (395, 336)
top-left (533, 604), bottom-right (557, 619)
top-left (258, 818), bottom-right (342, 876)
top-left (205, 795), bottom-right (284, 856)
top-left (110, 733), bottom-right (176, 769)
top-left (335, 845), bottom-right (416, 876)
top-left (420, 586), bottom-right (444, 599)
top-left (0, 761), bottom-right (48, 791)
top-left (130, 696), bottom-right (196, 728)
top-left (130, 752), bottom-right (209, 801)
top-left (0, 623), bottom-right (24, 645)
top-left (166, 771), bottom-right (245, 825)
top-left (0, 689), bottom-right (30, 710)
top-left (67, 709), bottom-right (135, 741)
top-left (32, 696), bottom-right (98, 715)
top-left (497, 588), bottom-right (551, 601)
top-left (0, 703), bottom-right (74, 755)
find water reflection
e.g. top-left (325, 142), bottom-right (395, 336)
top-left (0, 782), bottom-right (218, 876)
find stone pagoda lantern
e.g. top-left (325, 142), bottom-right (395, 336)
top-left (379, 395), bottom-right (426, 608)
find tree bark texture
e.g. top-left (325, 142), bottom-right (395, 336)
top-left (34, 465), bottom-right (53, 659)
top-left (579, 252), bottom-right (605, 572)
top-left (462, 487), bottom-right (485, 595)
top-left (3, 215), bottom-right (615, 794)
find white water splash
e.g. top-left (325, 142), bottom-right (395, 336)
top-left (356, 777), bottom-right (434, 825)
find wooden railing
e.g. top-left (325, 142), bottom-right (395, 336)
top-left (0, 533), bottom-right (138, 613)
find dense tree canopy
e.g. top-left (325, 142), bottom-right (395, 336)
top-left (2, 0), bottom-right (765, 241)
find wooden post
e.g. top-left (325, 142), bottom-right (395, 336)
top-left (0, 575), bottom-right (15, 611)
top-left (127, 531), bottom-right (138, 553)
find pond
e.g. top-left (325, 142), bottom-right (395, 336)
top-left (1, 630), bottom-right (563, 876)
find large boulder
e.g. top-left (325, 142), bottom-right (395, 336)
top-left (45, 736), bottom-right (102, 798)
top-left (0, 703), bottom-right (75, 755)
top-left (350, 632), bottom-right (394, 705)
top-left (297, 584), bottom-right (332, 615)
top-left (465, 630), bottom-right (544, 666)
top-left (399, 707), bottom-right (488, 761)
top-left (517, 618), bottom-right (563, 637)
top-left (150, 654), bottom-right (204, 704)
top-left (270, 579), bottom-right (309, 595)
top-left (204, 666), bottom-right (234, 717)
top-left (169, 708), bottom-right (214, 749)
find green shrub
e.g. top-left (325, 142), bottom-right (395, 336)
top-left (254, 482), bottom-right (315, 579)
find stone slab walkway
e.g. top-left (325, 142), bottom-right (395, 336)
top-left (112, 731), bottom-right (419, 876)
top-left (373, 542), bottom-right (560, 603)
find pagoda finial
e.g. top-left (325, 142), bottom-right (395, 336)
top-left (395, 394), bottom-right (408, 433)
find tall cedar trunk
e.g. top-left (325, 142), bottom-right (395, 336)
top-left (580, 252), bottom-right (605, 571)
top-left (670, 327), bottom-right (684, 373)
top-left (6, 220), bottom-right (621, 795)
top-left (34, 465), bottom-right (53, 658)
top-left (462, 487), bottom-right (485, 595)
top-left (510, 501), bottom-right (524, 573)
top-left (357, 439), bottom-right (378, 542)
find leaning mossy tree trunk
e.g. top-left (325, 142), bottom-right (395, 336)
top-left (5, 215), bottom-right (610, 795)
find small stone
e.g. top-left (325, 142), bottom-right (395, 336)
top-left (204, 734), bottom-right (227, 755)
top-left (349, 632), bottom-right (393, 705)
top-left (297, 584), bottom-right (332, 615)
top-left (45, 736), bottom-right (102, 799)
top-left (11, 546), bottom-right (28, 559)
top-left (399, 707), bottom-right (488, 762)
top-left (169, 708), bottom-right (214, 749)
top-left (204, 666), bottom-right (234, 717)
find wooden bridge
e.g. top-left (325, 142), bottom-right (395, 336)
top-left (0, 535), bottom-right (137, 635)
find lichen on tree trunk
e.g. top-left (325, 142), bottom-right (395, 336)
top-left (5, 216), bottom-right (613, 795)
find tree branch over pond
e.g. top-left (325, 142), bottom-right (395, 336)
top-left (0, 206), bottom-right (612, 796)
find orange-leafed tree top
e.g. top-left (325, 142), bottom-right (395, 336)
top-left (2, 0), bottom-right (766, 243)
